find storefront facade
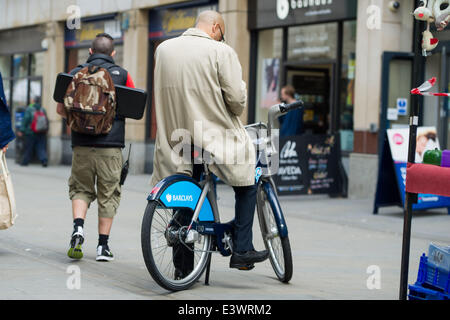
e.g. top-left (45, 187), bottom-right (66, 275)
top-left (1, 0), bottom-right (437, 201)
top-left (0, 0), bottom-right (251, 175)
top-left (247, 0), bottom-right (424, 199)
top-left (248, 0), bottom-right (357, 151)
top-left (248, 0), bottom-right (357, 181)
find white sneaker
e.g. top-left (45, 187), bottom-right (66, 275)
top-left (96, 245), bottom-right (114, 261)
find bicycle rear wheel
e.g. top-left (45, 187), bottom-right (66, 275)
top-left (141, 201), bottom-right (212, 291)
top-left (256, 183), bottom-right (293, 283)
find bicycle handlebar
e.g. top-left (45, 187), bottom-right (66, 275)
top-left (279, 100), bottom-right (304, 114)
top-left (266, 101), bottom-right (304, 135)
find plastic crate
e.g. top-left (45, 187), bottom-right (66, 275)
top-left (408, 284), bottom-right (450, 300)
top-left (428, 243), bottom-right (450, 271)
top-left (415, 253), bottom-right (450, 293)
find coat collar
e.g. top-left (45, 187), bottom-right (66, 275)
top-left (182, 28), bottom-right (213, 40)
top-left (87, 53), bottom-right (115, 64)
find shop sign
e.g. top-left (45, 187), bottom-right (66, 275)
top-left (65, 17), bottom-right (122, 48)
top-left (273, 134), bottom-right (341, 195)
top-left (248, 0), bottom-right (357, 30)
top-left (396, 98), bottom-right (408, 116)
top-left (374, 127), bottom-right (450, 213)
top-left (287, 23), bottom-right (337, 61)
top-left (387, 108), bottom-right (398, 121)
top-left (149, 4), bottom-right (218, 39)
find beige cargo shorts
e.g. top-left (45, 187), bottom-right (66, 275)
top-left (69, 147), bottom-right (123, 218)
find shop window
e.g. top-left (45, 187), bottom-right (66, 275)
top-left (340, 20), bottom-right (356, 152)
top-left (287, 23), bottom-right (338, 62)
top-left (30, 52), bottom-right (45, 77)
top-left (13, 54), bottom-right (28, 78)
top-left (2, 80), bottom-right (10, 107)
top-left (29, 79), bottom-right (42, 103)
top-left (0, 55), bottom-right (11, 78)
top-left (0, 55), bottom-right (11, 106)
top-left (12, 79), bottom-right (28, 110)
top-left (255, 28), bottom-right (283, 123)
top-left (1, 51), bottom-right (45, 128)
top-left (77, 48), bottom-right (90, 66)
top-left (113, 44), bottom-right (123, 66)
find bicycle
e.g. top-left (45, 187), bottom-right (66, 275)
top-left (141, 100), bottom-right (304, 291)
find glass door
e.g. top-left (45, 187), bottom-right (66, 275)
top-left (378, 52), bottom-right (414, 157)
top-left (286, 65), bottom-right (332, 134)
top-left (387, 59), bottom-right (413, 129)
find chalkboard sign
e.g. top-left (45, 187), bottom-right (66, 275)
top-left (273, 134), bottom-right (341, 196)
top-left (305, 134), bottom-right (340, 194)
top-left (275, 136), bottom-right (307, 195)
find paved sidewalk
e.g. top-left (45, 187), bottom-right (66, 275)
top-left (1, 160), bottom-right (449, 300)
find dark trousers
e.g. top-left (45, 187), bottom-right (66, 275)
top-left (232, 184), bottom-right (257, 253)
top-left (173, 165), bottom-right (257, 275)
top-left (21, 133), bottom-right (48, 166)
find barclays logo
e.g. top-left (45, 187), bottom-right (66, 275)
top-left (165, 193), bottom-right (194, 203)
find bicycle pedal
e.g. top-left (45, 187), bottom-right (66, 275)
top-left (238, 265), bottom-right (255, 271)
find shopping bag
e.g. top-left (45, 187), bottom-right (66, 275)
top-left (0, 150), bottom-right (17, 229)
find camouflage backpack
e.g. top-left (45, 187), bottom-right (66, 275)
top-left (63, 65), bottom-right (116, 135)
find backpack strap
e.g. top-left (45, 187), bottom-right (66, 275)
top-left (77, 63), bottom-right (90, 69)
top-left (100, 62), bottom-right (117, 71)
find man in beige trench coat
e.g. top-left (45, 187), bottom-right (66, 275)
top-left (151, 10), bottom-right (269, 275)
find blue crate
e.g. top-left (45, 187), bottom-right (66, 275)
top-left (415, 253), bottom-right (450, 293)
top-left (408, 284), bottom-right (450, 300)
top-left (428, 243), bottom-right (450, 271)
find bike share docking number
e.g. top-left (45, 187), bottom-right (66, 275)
top-left (177, 303), bottom-right (272, 317)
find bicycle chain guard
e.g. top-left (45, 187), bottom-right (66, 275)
top-left (192, 221), bottom-right (234, 257)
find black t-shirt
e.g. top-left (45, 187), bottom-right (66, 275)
top-left (69, 53), bottom-right (128, 148)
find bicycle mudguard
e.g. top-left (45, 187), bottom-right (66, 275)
top-left (147, 175), bottom-right (215, 222)
top-left (262, 181), bottom-right (288, 238)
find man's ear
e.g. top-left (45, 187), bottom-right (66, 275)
top-left (111, 50), bottom-right (116, 57)
top-left (211, 24), bottom-right (217, 38)
top-left (89, 48), bottom-right (93, 55)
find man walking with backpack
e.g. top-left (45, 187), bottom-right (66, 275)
top-left (56, 33), bottom-right (135, 262)
top-left (18, 96), bottom-right (48, 167)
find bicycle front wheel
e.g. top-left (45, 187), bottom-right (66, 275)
top-left (141, 201), bottom-right (212, 291)
top-left (256, 183), bottom-right (293, 283)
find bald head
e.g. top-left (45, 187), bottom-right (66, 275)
top-left (195, 10), bottom-right (225, 42)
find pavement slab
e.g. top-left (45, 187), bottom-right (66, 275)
top-left (1, 160), bottom-right (449, 300)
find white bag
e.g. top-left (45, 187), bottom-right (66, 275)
top-left (0, 150), bottom-right (17, 229)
